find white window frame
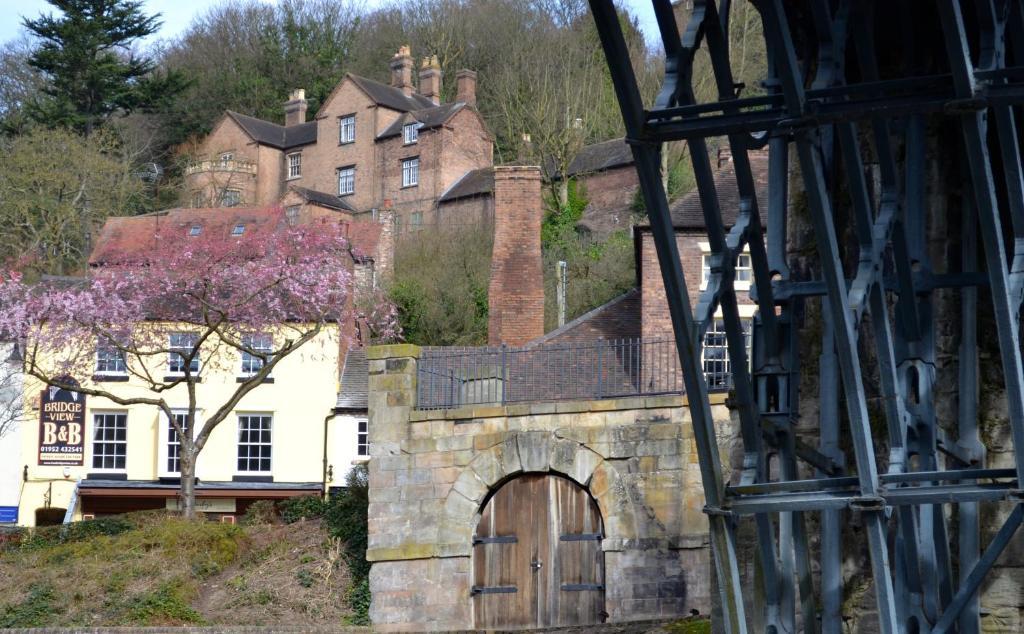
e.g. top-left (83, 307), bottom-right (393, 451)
top-left (401, 157), bottom-right (419, 187)
top-left (191, 191), bottom-right (205, 208)
top-left (94, 341), bottom-right (127, 376)
top-left (356, 418), bottom-right (368, 457)
top-left (701, 313), bottom-right (754, 390)
top-left (159, 409), bottom-right (199, 478)
top-left (91, 411), bottom-right (128, 473)
top-left (699, 243), bottom-right (752, 291)
top-left (218, 152), bottom-right (233, 166)
top-left (239, 333), bottom-right (273, 377)
top-left (285, 205), bottom-right (300, 224)
top-left (403, 122), bottom-right (420, 144)
top-left (168, 332), bottom-right (200, 376)
top-left (236, 414), bottom-right (273, 474)
top-left (339, 114), bottom-right (355, 144)
top-left (287, 152), bottom-right (302, 180)
top-left (337, 166), bottom-right (355, 196)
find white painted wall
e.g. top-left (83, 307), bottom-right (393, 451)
top-left (329, 413), bottom-right (368, 487)
top-left (0, 342), bottom-right (23, 523)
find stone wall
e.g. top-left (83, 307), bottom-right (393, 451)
top-left (365, 344), bottom-right (734, 631)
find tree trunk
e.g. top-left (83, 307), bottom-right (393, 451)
top-left (557, 179), bottom-right (569, 210)
top-left (179, 449), bottom-right (197, 519)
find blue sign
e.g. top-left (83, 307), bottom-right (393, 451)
top-left (0, 506), bottom-right (17, 523)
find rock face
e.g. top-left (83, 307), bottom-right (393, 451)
top-left (364, 344), bottom-right (734, 631)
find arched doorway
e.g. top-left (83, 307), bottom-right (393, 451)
top-left (472, 474), bottom-right (605, 629)
top-left (35, 507), bottom-right (66, 526)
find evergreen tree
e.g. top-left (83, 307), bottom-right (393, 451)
top-left (24, 0), bottom-right (186, 134)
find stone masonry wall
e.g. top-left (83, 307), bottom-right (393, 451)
top-left (365, 344), bottom-right (735, 631)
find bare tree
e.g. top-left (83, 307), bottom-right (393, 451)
top-left (0, 342), bottom-right (25, 441)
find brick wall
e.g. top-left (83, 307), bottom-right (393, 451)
top-left (577, 166), bottom-right (640, 236)
top-left (488, 166), bottom-right (544, 346)
top-left (185, 117), bottom-right (262, 207)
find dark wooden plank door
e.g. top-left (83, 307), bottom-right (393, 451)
top-left (472, 474), bottom-right (604, 629)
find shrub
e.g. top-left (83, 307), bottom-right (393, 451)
top-left (278, 495), bottom-right (325, 524)
top-left (343, 577), bottom-right (371, 626)
top-left (0, 583), bottom-right (57, 628)
top-left (324, 465), bottom-right (370, 580)
top-left (241, 500), bottom-right (278, 526)
top-left (125, 580), bottom-right (204, 625)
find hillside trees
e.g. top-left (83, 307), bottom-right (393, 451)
top-left (23, 0), bottom-right (187, 135)
top-left (0, 127), bottom-right (148, 277)
top-left (0, 216), bottom-right (399, 518)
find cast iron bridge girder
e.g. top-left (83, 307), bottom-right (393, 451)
top-left (587, 1), bottom-right (1024, 633)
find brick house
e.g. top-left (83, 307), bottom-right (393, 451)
top-left (558, 138), bottom-right (639, 237)
top-left (185, 47), bottom-right (494, 234)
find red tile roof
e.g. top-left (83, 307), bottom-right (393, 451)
top-left (89, 207), bottom-right (382, 266)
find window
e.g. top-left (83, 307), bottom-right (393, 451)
top-left (95, 342), bottom-right (126, 375)
top-left (165, 411), bottom-right (190, 474)
top-left (410, 211), bottom-right (423, 229)
top-left (287, 153), bottom-right (302, 179)
top-left (339, 114), bottom-right (355, 144)
top-left (218, 152), bottom-right (233, 166)
top-left (401, 157), bottom-right (419, 187)
top-left (231, 223), bottom-right (245, 236)
top-left (337, 166), bottom-right (355, 196)
top-left (240, 333), bottom-right (272, 376)
top-left (191, 192), bottom-right (205, 208)
top-left (285, 205), bottom-right (300, 224)
top-left (357, 419), bottom-right (368, 456)
top-left (701, 251), bottom-right (752, 290)
top-left (221, 189), bottom-right (241, 207)
top-left (188, 225), bottom-right (202, 236)
top-left (168, 333), bottom-right (199, 375)
top-left (92, 412), bottom-right (127, 470)
top-left (403, 122), bottom-right (419, 144)
top-left (237, 414), bottom-right (272, 473)
top-left (702, 318), bottom-right (752, 389)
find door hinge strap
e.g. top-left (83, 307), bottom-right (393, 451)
top-left (559, 533), bottom-right (603, 541)
top-left (472, 535), bottom-right (518, 545)
top-left (561, 583), bottom-right (605, 591)
top-left (471, 585), bottom-right (518, 595)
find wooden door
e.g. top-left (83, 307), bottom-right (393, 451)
top-left (472, 474), bottom-right (605, 629)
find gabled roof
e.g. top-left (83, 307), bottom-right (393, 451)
top-left (335, 347), bottom-right (368, 411)
top-left (347, 74), bottom-right (436, 112)
top-left (439, 167), bottom-right (494, 202)
top-left (289, 185), bottom-right (357, 212)
top-left (564, 138), bottom-right (634, 177)
top-left (225, 111), bottom-right (317, 150)
top-left (377, 102), bottom-right (465, 139)
top-left (657, 151), bottom-right (770, 230)
top-left (526, 288), bottom-right (642, 347)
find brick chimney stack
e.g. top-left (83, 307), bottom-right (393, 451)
top-left (419, 55), bottom-right (442, 105)
top-left (456, 69), bottom-right (477, 108)
top-left (376, 199), bottom-right (395, 281)
top-left (390, 46), bottom-right (414, 96)
top-left (488, 166), bottom-right (544, 347)
top-left (284, 89), bottom-right (307, 126)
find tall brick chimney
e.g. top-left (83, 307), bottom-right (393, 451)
top-left (456, 69), bottom-right (477, 108)
top-left (418, 55), bottom-right (441, 105)
top-left (390, 46), bottom-right (414, 96)
top-left (284, 89), bottom-right (307, 126)
top-left (376, 199), bottom-right (395, 282)
top-left (488, 166), bottom-right (544, 347)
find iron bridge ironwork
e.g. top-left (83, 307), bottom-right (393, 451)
top-left (588, 1), bottom-right (1024, 633)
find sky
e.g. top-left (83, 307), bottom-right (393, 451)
top-left (0, 0), bottom-right (659, 47)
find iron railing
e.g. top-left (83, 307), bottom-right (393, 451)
top-left (416, 337), bottom-right (733, 410)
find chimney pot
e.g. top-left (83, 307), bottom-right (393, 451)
top-left (390, 46), bottom-right (414, 97)
top-left (456, 69), bottom-right (477, 108)
top-left (284, 88), bottom-right (308, 126)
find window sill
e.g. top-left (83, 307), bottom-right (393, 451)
top-left (338, 192), bottom-right (354, 197)
top-left (93, 374), bottom-right (129, 382)
top-left (164, 375), bottom-right (203, 383)
top-left (232, 475), bottom-right (274, 483)
top-left (338, 141), bottom-right (355, 146)
top-left (351, 457), bottom-right (370, 464)
top-left (403, 141), bottom-right (418, 146)
top-left (285, 176), bottom-right (302, 181)
top-left (236, 376), bottom-right (274, 384)
top-left (401, 184), bottom-right (419, 189)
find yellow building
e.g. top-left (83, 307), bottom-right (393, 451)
top-left (15, 321), bottom-right (370, 528)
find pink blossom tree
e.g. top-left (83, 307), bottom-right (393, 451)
top-left (0, 211), bottom-right (399, 518)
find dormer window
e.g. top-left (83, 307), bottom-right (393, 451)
top-left (189, 225), bottom-right (202, 236)
top-left (403, 122), bottom-right (420, 144)
top-left (232, 223), bottom-right (245, 236)
top-left (287, 152), bottom-right (302, 179)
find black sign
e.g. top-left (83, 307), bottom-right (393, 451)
top-left (38, 379), bottom-right (85, 466)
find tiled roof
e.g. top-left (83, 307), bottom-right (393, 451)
top-left (347, 74), bottom-right (436, 112)
top-left (438, 168), bottom-right (494, 202)
top-left (89, 208), bottom-right (381, 265)
top-left (289, 185), bottom-right (357, 212)
top-left (563, 138), bottom-right (634, 177)
top-left (377, 102), bottom-right (465, 139)
top-left (335, 347), bottom-right (368, 411)
top-left (226, 111), bottom-right (317, 150)
top-left (527, 288), bottom-right (642, 347)
top-left (635, 152), bottom-right (770, 230)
